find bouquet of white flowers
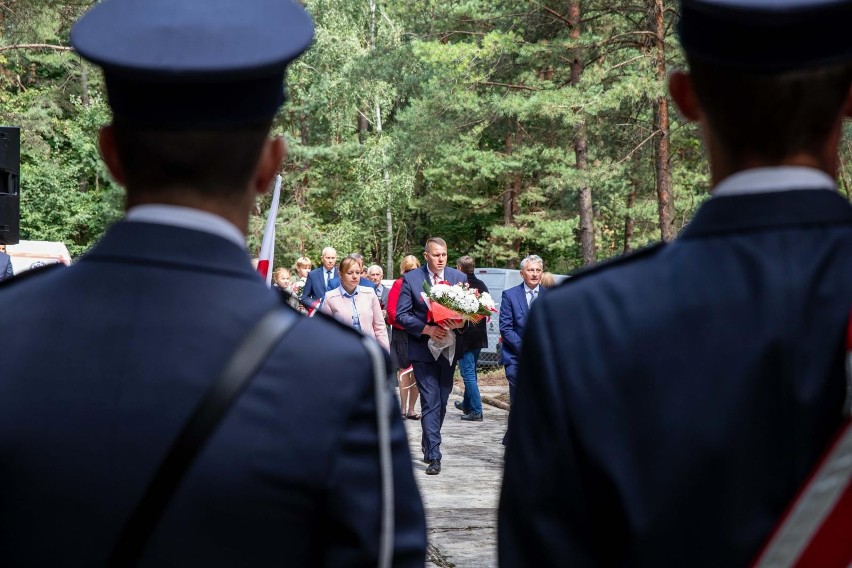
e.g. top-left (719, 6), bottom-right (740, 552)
top-left (420, 280), bottom-right (497, 362)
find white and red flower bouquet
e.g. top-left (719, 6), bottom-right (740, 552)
top-left (289, 280), bottom-right (305, 300)
top-left (420, 280), bottom-right (497, 362)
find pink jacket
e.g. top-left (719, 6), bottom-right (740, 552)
top-left (320, 285), bottom-right (389, 351)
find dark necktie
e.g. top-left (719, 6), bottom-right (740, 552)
top-left (528, 289), bottom-right (537, 307)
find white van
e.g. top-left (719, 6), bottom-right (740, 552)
top-left (6, 240), bottom-right (72, 275)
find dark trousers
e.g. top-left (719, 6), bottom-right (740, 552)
top-left (413, 358), bottom-right (456, 461)
top-left (504, 362), bottom-right (518, 404)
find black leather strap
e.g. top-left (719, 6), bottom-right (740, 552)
top-left (109, 308), bottom-right (299, 566)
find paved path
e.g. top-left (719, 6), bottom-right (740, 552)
top-left (402, 389), bottom-right (509, 567)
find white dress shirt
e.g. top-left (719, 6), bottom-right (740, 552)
top-left (713, 166), bottom-right (835, 198)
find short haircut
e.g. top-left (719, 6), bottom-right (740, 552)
top-left (456, 255), bottom-right (475, 275)
top-left (400, 255), bottom-right (420, 273)
top-left (367, 264), bottom-right (383, 274)
top-left (339, 256), bottom-right (361, 275)
top-left (520, 255), bottom-right (543, 269)
top-left (687, 59), bottom-right (852, 167)
top-left (112, 124), bottom-right (270, 197)
top-left (321, 247), bottom-right (336, 257)
top-left (424, 237), bottom-right (447, 252)
top-left (294, 256), bottom-right (312, 269)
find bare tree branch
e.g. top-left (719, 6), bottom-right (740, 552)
top-left (0, 43), bottom-right (73, 53)
top-left (478, 81), bottom-right (538, 91)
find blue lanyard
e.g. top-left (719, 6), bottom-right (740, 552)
top-left (342, 289), bottom-right (361, 330)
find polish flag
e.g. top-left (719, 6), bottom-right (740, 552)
top-left (256, 175), bottom-right (282, 287)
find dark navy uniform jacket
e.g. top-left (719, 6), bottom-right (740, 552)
top-left (0, 221), bottom-right (426, 567)
top-left (499, 189), bottom-right (852, 566)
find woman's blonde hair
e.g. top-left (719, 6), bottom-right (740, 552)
top-left (293, 256), bottom-right (312, 270)
top-left (399, 255), bottom-right (420, 274)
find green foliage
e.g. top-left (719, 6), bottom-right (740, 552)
top-left (1, 0), bottom-right (754, 274)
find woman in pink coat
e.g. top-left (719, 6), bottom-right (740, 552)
top-left (320, 256), bottom-right (389, 351)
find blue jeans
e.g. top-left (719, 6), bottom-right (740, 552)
top-left (458, 349), bottom-right (482, 415)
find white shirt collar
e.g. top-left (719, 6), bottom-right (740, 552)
top-left (125, 204), bottom-right (245, 248)
top-left (713, 166), bottom-right (836, 198)
top-left (524, 284), bottom-right (539, 294)
top-left (429, 268), bottom-right (444, 281)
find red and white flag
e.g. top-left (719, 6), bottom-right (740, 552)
top-left (256, 175), bottom-right (282, 287)
top-left (751, 315), bottom-right (852, 568)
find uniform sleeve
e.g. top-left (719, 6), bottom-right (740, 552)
top-left (498, 301), bottom-right (624, 566)
top-left (322, 348), bottom-right (427, 567)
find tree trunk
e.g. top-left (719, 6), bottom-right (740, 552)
top-left (370, 0), bottom-right (393, 275)
top-left (502, 131), bottom-right (515, 226)
top-left (570, 2), bottom-right (596, 265)
top-left (81, 66), bottom-right (89, 108)
top-left (294, 109), bottom-right (310, 207)
top-left (651, 0), bottom-right (674, 241)
top-left (623, 183), bottom-right (637, 254)
top-left (357, 108), bottom-right (369, 144)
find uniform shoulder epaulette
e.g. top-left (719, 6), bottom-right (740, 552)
top-left (557, 242), bottom-right (666, 288)
top-left (0, 262), bottom-right (66, 290)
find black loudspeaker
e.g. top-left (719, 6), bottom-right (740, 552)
top-left (0, 126), bottom-right (20, 245)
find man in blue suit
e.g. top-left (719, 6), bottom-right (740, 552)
top-left (396, 237), bottom-right (467, 475)
top-left (0, 244), bottom-right (12, 281)
top-left (499, 254), bottom-right (544, 404)
top-left (0, 1), bottom-right (426, 565)
top-left (301, 246), bottom-right (338, 304)
top-left (500, 0), bottom-right (852, 565)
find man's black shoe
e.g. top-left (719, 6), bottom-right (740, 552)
top-left (461, 412), bottom-right (483, 422)
top-left (425, 459), bottom-right (441, 475)
top-left (454, 400), bottom-right (469, 413)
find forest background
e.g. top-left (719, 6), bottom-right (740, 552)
top-left (4, 0), bottom-right (852, 276)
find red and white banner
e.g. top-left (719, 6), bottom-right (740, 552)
top-left (751, 314), bottom-right (852, 567)
top-left (256, 175), bottom-right (282, 287)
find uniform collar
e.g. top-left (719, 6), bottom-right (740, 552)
top-left (680, 189), bottom-right (852, 240)
top-left (713, 166), bottom-right (835, 197)
top-left (81, 221), bottom-right (257, 280)
top-left (125, 204), bottom-right (245, 248)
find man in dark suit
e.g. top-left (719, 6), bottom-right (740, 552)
top-left (0, 244), bottom-right (12, 281)
top-left (499, 1), bottom-right (852, 565)
top-left (499, 254), bottom-right (544, 404)
top-left (367, 264), bottom-right (390, 305)
top-left (396, 237), bottom-right (467, 475)
top-left (454, 255), bottom-right (490, 421)
top-left (0, 1), bottom-right (426, 565)
top-left (301, 246), bottom-right (338, 304)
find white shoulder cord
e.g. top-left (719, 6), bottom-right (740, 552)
top-left (361, 337), bottom-right (394, 568)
